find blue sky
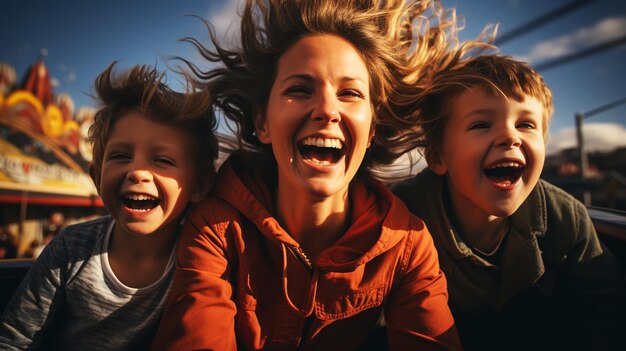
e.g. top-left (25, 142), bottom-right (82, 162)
top-left (1, 0), bottom-right (625, 154)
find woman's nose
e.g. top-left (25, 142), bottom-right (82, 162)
top-left (311, 92), bottom-right (341, 124)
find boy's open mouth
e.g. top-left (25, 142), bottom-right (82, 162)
top-left (122, 194), bottom-right (160, 212)
top-left (298, 137), bottom-right (346, 166)
top-left (483, 161), bottom-right (524, 186)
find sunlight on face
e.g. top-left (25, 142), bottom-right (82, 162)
top-left (257, 34), bottom-right (374, 202)
top-left (432, 88), bottom-right (546, 221)
top-left (95, 112), bottom-right (201, 238)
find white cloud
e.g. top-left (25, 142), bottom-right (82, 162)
top-left (183, 0), bottom-right (243, 71)
top-left (208, 0), bottom-right (244, 46)
top-left (50, 77), bottom-right (60, 88)
top-left (67, 71), bottom-right (76, 82)
top-left (547, 122), bottom-right (626, 155)
top-left (520, 16), bottom-right (626, 64)
top-left (56, 63), bottom-right (77, 83)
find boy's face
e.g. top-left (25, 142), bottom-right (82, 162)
top-left (429, 87), bottom-right (545, 219)
top-left (91, 111), bottom-right (205, 238)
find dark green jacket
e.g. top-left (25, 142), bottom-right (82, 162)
top-left (393, 169), bottom-right (625, 351)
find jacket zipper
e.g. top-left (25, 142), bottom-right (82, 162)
top-left (288, 244), bottom-right (318, 350)
top-left (290, 245), bottom-right (314, 272)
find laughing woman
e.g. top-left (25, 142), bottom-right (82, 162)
top-left (152, 0), bottom-right (484, 350)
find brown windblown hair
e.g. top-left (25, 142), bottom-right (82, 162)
top-left (88, 62), bottom-right (218, 184)
top-left (417, 54), bottom-right (553, 161)
top-left (179, 0), bottom-right (491, 178)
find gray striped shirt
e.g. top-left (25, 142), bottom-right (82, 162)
top-left (0, 216), bottom-right (175, 350)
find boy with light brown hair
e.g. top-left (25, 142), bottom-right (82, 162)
top-left (393, 54), bottom-right (625, 351)
top-left (0, 62), bottom-right (217, 350)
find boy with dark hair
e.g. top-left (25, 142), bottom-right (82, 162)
top-left (393, 55), bottom-right (625, 351)
top-left (0, 62), bottom-right (217, 350)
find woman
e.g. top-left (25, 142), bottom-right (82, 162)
top-left (153, 0), bottom-right (484, 349)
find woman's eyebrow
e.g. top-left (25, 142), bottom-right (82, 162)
top-left (281, 73), bottom-right (315, 83)
top-left (281, 74), bottom-right (367, 85)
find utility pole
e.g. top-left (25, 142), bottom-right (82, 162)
top-left (575, 112), bottom-right (590, 205)
top-left (574, 96), bottom-right (626, 206)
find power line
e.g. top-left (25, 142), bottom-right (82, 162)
top-left (495, 0), bottom-right (595, 45)
top-left (583, 96), bottom-right (626, 118)
top-left (534, 35), bottom-right (626, 71)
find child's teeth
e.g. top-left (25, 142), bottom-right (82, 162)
top-left (489, 162), bottom-right (521, 169)
top-left (126, 194), bottom-right (156, 201)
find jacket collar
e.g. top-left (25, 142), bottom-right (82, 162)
top-left (416, 169), bottom-right (549, 253)
top-left (213, 151), bottom-right (409, 271)
top-left (416, 169), bottom-right (549, 307)
top-left (509, 180), bottom-right (548, 238)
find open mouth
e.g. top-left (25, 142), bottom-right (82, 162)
top-left (298, 136), bottom-right (346, 166)
top-left (122, 194), bottom-right (160, 212)
top-left (483, 161), bottom-right (524, 186)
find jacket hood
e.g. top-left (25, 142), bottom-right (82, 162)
top-left (213, 151), bottom-right (412, 272)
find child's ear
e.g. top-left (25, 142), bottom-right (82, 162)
top-left (425, 144), bottom-right (447, 175)
top-left (253, 112), bottom-right (271, 144)
top-left (190, 177), bottom-right (212, 203)
top-left (88, 164), bottom-right (101, 194)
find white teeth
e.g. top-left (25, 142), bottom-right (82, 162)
top-left (125, 194), bottom-right (157, 201)
top-left (301, 137), bottom-right (343, 149)
top-left (487, 162), bottom-right (522, 169)
top-left (307, 159), bottom-right (333, 166)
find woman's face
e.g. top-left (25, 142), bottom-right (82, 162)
top-left (256, 34), bottom-right (374, 200)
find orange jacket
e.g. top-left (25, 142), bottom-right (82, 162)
top-left (153, 153), bottom-right (460, 350)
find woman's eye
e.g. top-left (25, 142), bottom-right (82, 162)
top-left (284, 85), bottom-right (310, 96)
top-left (339, 89), bottom-right (364, 99)
top-left (468, 122), bottom-right (489, 130)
